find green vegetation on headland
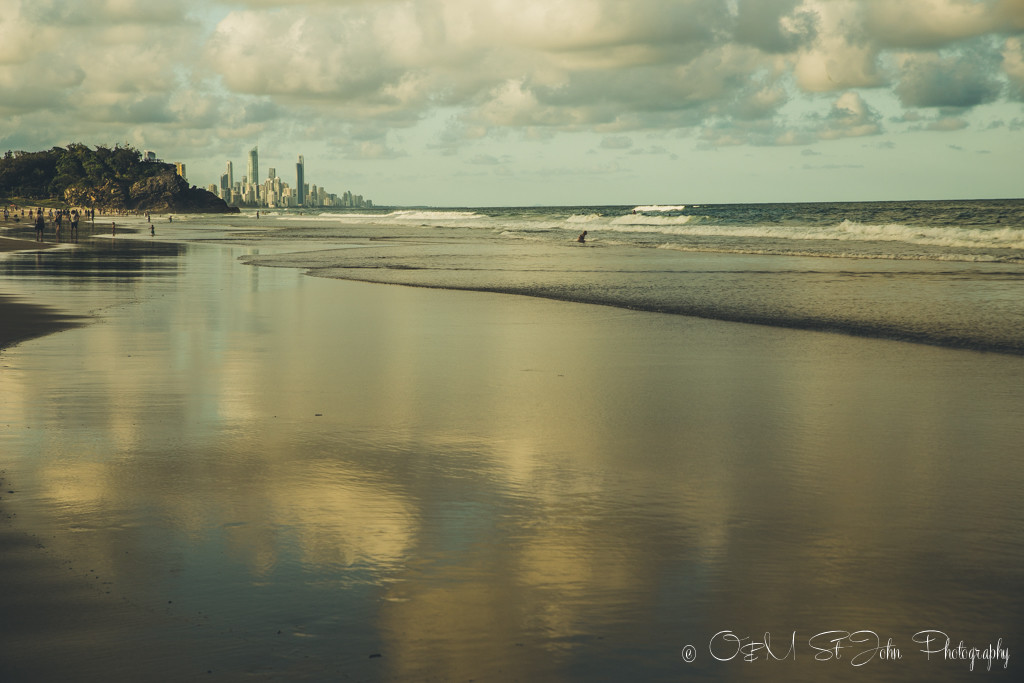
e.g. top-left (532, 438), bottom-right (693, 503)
top-left (0, 143), bottom-right (237, 214)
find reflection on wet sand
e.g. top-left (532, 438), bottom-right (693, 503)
top-left (0, 238), bottom-right (1021, 681)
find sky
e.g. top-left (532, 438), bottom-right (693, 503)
top-left (1, 0), bottom-right (1023, 207)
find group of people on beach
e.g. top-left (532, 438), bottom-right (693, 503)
top-left (4, 204), bottom-right (170, 241)
top-left (14, 207), bottom-right (85, 241)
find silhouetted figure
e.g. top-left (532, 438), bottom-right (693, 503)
top-left (577, 230), bottom-right (587, 243)
top-left (35, 212), bottom-right (44, 240)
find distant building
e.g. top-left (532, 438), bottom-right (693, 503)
top-left (174, 162), bottom-right (187, 182)
top-left (296, 155), bottom-right (305, 207)
top-left (144, 150), bottom-right (157, 162)
top-left (247, 147), bottom-right (259, 199)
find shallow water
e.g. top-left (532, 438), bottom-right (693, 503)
top-left (1, 234), bottom-right (1022, 681)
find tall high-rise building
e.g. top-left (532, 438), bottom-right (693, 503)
top-left (268, 167), bottom-right (276, 180)
top-left (296, 155), bottom-right (305, 207)
top-left (248, 147), bottom-right (259, 199)
top-left (174, 162), bottom-right (187, 182)
top-left (226, 161), bottom-right (233, 190)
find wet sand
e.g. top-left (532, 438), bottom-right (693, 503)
top-left (1, 231), bottom-right (1022, 681)
top-left (1, 235), bottom-right (78, 353)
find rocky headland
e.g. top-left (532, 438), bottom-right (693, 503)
top-left (1, 143), bottom-right (237, 214)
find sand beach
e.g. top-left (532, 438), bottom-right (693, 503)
top-left (1, 215), bottom-right (1022, 681)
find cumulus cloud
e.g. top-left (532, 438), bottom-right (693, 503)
top-left (863, 0), bottom-right (1000, 49)
top-left (733, 0), bottom-right (818, 54)
top-left (1004, 37), bottom-right (1024, 99)
top-left (815, 92), bottom-right (883, 139)
top-left (893, 50), bottom-right (1003, 108)
top-left (3, 0), bottom-right (1023, 166)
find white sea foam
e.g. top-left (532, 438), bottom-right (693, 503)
top-left (565, 213), bottom-right (608, 225)
top-left (652, 242), bottom-right (1012, 262)
top-left (633, 205), bottom-right (687, 212)
top-left (560, 217), bottom-right (1024, 250)
top-left (388, 210), bottom-right (486, 221)
top-left (275, 210), bottom-right (486, 224)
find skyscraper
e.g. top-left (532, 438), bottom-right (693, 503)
top-left (248, 147), bottom-right (259, 199)
top-left (296, 155), bottom-right (305, 207)
top-left (226, 161), bottom-right (233, 191)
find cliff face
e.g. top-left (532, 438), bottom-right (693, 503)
top-left (128, 171), bottom-right (237, 213)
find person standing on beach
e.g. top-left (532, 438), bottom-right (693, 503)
top-left (70, 210), bottom-right (79, 238)
top-left (34, 211), bottom-right (44, 240)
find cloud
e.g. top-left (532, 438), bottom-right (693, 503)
top-left (814, 92), bottom-right (883, 139)
top-left (927, 116), bottom-right (970, 132)
top-left (788, 0), bottom-right (886, 92)
top-left (3, 0), bottom-right (1024, 170)
top-left (1004, 37), bottom-right (1024, 100)
top-left (893, 50), bottom-right (1003, 108)
top-left (733, 0), bottom-right (818, 54)
top-left (600, 135), bottom-right (634, 150)
top-left (863, 0), bottom-right (1000, 49)
top-left (628, 145), bottom-right (673, 156)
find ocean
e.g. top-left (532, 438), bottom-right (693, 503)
top-left (268, 199), bottom-right (1024, 262)
top-left (217, 198), bottom-right (1024, 354)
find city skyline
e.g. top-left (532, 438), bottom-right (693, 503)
top-left (214, 147), bottom-right (371, 209)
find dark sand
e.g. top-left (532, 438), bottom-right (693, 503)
top-left (0, 236), bottom-right (54, 253)
top-left (0, 294), bottom-right (81, 354)
top-left (1, 235), bottom-right (79, 353)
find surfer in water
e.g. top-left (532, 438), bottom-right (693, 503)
top-left (577, 230), bottom-right (587, 243)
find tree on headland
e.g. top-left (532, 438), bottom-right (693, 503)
top-left (0, 143), bottom-right (236, 213)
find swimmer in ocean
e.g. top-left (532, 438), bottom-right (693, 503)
top-left (577, 230), bottom-right (587, 243)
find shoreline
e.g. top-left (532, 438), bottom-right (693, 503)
top-left (239, 238), bottom-right (1024, 357)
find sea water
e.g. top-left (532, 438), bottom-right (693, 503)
top-left (221, 199), bottom-right (1024, 354)
top-left (268, 199), bottom-right (1024, 262)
